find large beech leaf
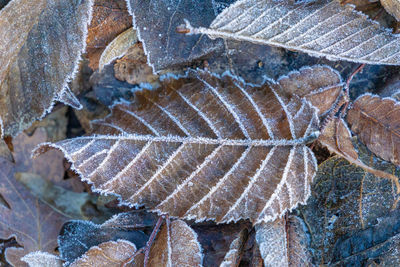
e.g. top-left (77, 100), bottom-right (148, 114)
top-left (186, 0), bottom-right (400, 65)
top-left (69, 239), bottom-right (136, 267)
top-left (0, 0), bottom-right (93, 137)
top-left (0, 158), bottom-right (67, 267)
top-left (347, 94), bottom-right (400, 166)
top-left (255, 216), bottom-right (311, 267)
top-left (35, 68), bottom-right (320, 224)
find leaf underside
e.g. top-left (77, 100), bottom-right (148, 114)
top-left (188, 0), bottom-right (400, 65)
top-left (36, 69), bottom-right (320, 225)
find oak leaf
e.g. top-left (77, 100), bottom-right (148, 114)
top-left (0, 157), bottom-right (67, 267)
top-left (255, 216), bottom-right (311, 267)
top-left (35, 68), bottom-right (322, 224)
top-left (347, 94), bottom-right (400, 166)
top-left (69, 239), bottom-right (136, 267)
top-left (186, 0), bottom-right (400, 65)
top-left (0, 0), bottom-right (92, 136)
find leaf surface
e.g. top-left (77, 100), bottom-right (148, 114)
top-left (187, 0), bottom-right (400, 65)
top-left (36, 69), bottom-right (320, 224)
top-left (0, 0), bottom-right (92, 136)
top-left (69, 239), bottom-right (136, 267)
top-left (219, 229), bottom-right (247, 267)
top-left (21, 251), bottom-right (63, 267)
top-left (255, 216), bottom-right (311, 267)
top-left (347, 94), bottom-right (400, 166)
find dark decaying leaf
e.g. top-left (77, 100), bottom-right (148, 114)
top-left (300, 142), bottom-right (400, 265)
top-left (347, 94), bottom-right (400, 166)
top-left (35, 68), bottom-right (322, 224)
top-left (69, 239), bottom-right (136, 267)
top-left (0, 0), bottom-right (92, 136)
top-left (58, 213), bottom-right (150, 264)
top-left (135, 220), bottom-right (203, 267)
top-left (187, 0), bottom-right (400, 65)
top-left (255, 216), bottom-right (311, 267)
top-left (0, 158), bottom-right (67, 267)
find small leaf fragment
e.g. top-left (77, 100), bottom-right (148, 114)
top-left (21, 251), bottom-right (63, 267)
top-left (219, 229), bottom-right (247, 267)
top-left (381, 0), bottom-right (400, 21)
top-left (187, 0), bottom-right (400, 65)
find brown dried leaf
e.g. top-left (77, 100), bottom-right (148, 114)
top-left (0, 158), bottom-right (67, 267)
top-left (0, 0), bottom-right (92, 136)
top-left (99, 27), bottom-right (137, 71)
top-left (86, 0), bottom-right (132, 70)
top-left (255, 216), bottom-right (311, 267)
top-left (35, 68), bottom-right (320, 224)
top-left (381, 0), bottom-right (400, 21)
top-left (347, 94), bottom-right (400, 166)
top-left (69, 239), bottom-right (136, 267)
top-left (187, 0), bottom-right (400, 65)
top-left (144, 220), bottom-right (203, 267)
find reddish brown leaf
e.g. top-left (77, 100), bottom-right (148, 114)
top-left (86, 0), bottom-right (132, 70)
top-left (347, 94), bottom-right (400, 166)
top-left (0, 157), bottom-right (67, 267)
top-left (35, 68), bottom-right (321, 224)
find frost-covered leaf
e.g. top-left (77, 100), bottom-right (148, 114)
top-left (300, 143), bottom-right (400, 264)
top-left (86, 0), bottom-right (132, 70)
top-left (381, 0), bottom-right (400, 21)
top-left (0, 158), bottom-right (67, 267)
top-left (255, 216), bottom-right (311, 267)
top-left (69, 239), bottom-right (136, 267)
top-left (187, 0), bottom-right (400, 65)
top-left (21, 251), bottom-right (63, 267)
top-left (0, 0), bottom-right (92, 137)
top-left (58, 213), bottom-right (150, 264)
top-left (347, 94), bottom-right (400, 166)
top-left (99, 27), bottom-right (137, 71)
top-left (143, 220), bottom-right (203, 267)
top-left (219, 229), bottom-right (247, 267)
top-left (35, 68), bottom-right (320, 224)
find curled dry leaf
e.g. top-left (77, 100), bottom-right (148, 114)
top-left (21, 251), bottom-right (63, 267)
top-left (0, 158), bottom-right (67, 267)
top-left (0, 0), bottom-right (92, 136)
top-left (140, 220), bottom-right (203, 267)
top-left (381, 0), bottom-right (400, 21)
top-left (347, 94), bottom-right (400, 166)
top-left (255, 216), bottom-right (311, 267)
top-left (99, 27), bottom-right (137, 71)
top-left (69, 239), bottom-right (136, 267)
top-left (187, 0), bottom-right (400, 65)
top-left (35, 68), bottom-right (321, 224)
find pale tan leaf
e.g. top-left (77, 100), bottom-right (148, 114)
top-left (347, 94), bottom-right (400, 166)
top-left (145, 220), bottom-right (203, 267)
top-left (21, 251), bottom-right (63, 267)
top-left (0, 0), bottom-right (93, 136)
top-left (99, 27), bottom-right (137, 71)
top-left (255, 216), bottom-right (311, 267)
top-left (69, 239), bottom-right (136, 267)
top-left (186, 0), bottom-right (400, 65)
top-left (219, 229), bottom-right (247, 267)
top-left (381, 0), bottom-right (400, 21)
top-left (35, 68), bottom-right (320, 224)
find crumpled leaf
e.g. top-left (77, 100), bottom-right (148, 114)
top-left (69, 239), bottom-right (136, 267)
top-left (347, 94), bottom-right (400, 166)
top-left (381, 0), bottom-right (400, 21)
top-left (219, 229), bottom-right (247, 267)
top-left (255, 216), bottom-right (311, 267)
top-left (0, 0), bottom-right (92, 137)
top-left (300, 142), bottom-right (400, 265)
top-left (21, 251), bottom-right (63, 267)
top-left (86, 0), bottom-right (132, 70)
top-left (35, 68), bottom-right (321, 224)
top-left (187, 0), bottom-right (400, 65)
top-left (0, 157), bottom-right (67, 267)
top-left (138, 220), bottom-right (203, 267)
top-left (99, 27), bottom-right (137, 71)
top-left (58, 212), bottom-right (150, 264)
